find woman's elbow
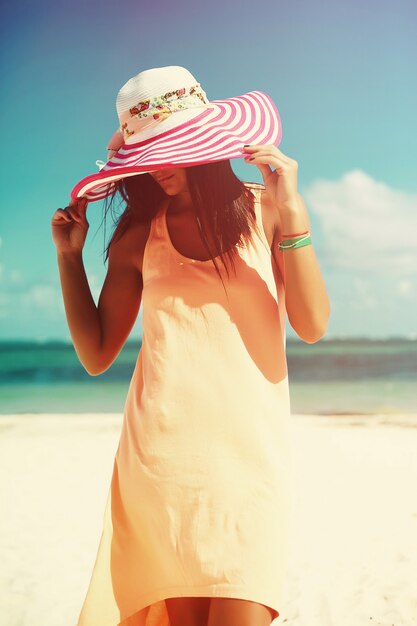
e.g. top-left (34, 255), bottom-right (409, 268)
top-left (84, 365), bottom-right (104, 377)
top-left (85, 361), bottom-right (113, 377)
top-left (292, 308), bottom-right (331, 344)
top-left (299, 325), bottom-right (328, 344)
top-left (80, 353), bottom-right (112, 377)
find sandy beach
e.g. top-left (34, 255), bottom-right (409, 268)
top-left (1, 412), bottom-right (416, 626)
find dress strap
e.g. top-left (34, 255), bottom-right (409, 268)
top-left (244, 182), bottom-right (262, 209)
top-left (246, 184), bottom-right (270, 251)
top-left (252, 186), bottom-right (262, 220)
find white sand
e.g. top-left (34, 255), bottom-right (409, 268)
top-left (1, 413), bottom-right (416, 626)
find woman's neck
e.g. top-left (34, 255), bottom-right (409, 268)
top-left (168, 191), bottom-right (193, 214)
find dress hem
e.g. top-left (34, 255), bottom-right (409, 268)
top-left (118, 583), bottom-right (280, 625)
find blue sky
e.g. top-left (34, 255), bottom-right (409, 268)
top-left (1, 0), bottom-right (416, 341)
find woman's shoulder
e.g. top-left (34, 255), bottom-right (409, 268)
top-left (108, 214), bottom-right (153, 275)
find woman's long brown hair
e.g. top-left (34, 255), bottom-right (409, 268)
top-left (99, 159), bottom-right (265, 294)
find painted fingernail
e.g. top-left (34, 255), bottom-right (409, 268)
top-left (243, 144), bottom-right (250, 147)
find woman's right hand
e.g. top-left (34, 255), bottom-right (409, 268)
top-left (51, 197), bottom-right (89, 254)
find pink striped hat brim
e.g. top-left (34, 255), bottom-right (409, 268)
top-left (70, 90), bottom-right (282, 202)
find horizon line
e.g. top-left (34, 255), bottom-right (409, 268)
top-left (0, 334), bottom-right (416, 345)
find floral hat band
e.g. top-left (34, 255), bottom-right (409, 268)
top-left (118, 82), bottom-right (211, 141)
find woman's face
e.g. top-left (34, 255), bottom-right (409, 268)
top-left (149, 167), bottom-right (189, 196)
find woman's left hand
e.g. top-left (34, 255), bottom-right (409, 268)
top-left (242, 144), bottom-right (299, 212)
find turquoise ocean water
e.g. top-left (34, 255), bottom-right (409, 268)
top-left (0, 338), bottom-right (416, 415)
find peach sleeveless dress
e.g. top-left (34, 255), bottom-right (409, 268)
top-left (76, 183), bottom-right (294, 626)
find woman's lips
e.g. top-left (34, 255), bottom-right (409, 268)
top-left (158, 175), bottom-right (174, 183)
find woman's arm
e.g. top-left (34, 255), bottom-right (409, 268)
top-left (56, 250), bottom-right (103, 373)
top-left (272, 192), bottom-right (331, 343)
top-left (243, 144), bottom-right (331, 344)
top-left (52, 198), bottom-right (144, 375)
top-left (56, 238), bottom-right (143, 375)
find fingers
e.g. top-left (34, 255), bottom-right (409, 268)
top-left (52, 208), bottom-right (73, 223)
top-left (69, 196), bottom-right (88, 215)
top-left (243, 150), bottom-right (285, 171)
top-left (66, 206), bottom-right (82, 223)
top-left (243, 149), bottom-right (297, 176)
top-left (242, 144), bottom-right (289, 155)
top-left (245, 155), bottom-right (283, 174)
top-left (52, 197), bottom-right (88, 224)
top-left (257, 163), bottom-right (277, 181)
top-left (242, 144), bottom-right (295, 165)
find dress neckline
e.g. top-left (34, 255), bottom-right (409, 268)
top-left (162, 198), bottom-right (216, 265)
top-left (161, 184), bottom-right (264, 265)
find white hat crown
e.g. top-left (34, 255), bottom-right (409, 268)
top-left (115, 66), bottom-right (211, 144)
top-left (116, 66), bottom-right (203, 113)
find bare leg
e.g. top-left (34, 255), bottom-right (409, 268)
top-left (165, 596), bottom-right (211, 626)
top-left (207, 597), bottom-right (276, 626)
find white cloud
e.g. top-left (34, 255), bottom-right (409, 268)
top-left (396, 279), bottom-right (414, 298)
top-left (305, 169), bottom-right (417, 275)
top-left (301, 170), bottom-right (417, 336)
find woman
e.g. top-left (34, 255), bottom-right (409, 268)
top-left (51, 66), bottom-right (330, 626)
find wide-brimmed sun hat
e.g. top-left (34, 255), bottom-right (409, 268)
top-left (70, 65), bottom-right (282, 202)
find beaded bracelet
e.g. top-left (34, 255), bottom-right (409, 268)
top-left (278, 232), bottom-right (312, 251)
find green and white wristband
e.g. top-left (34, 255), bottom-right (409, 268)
top-left (277, 232), bottom-right (312, 251)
